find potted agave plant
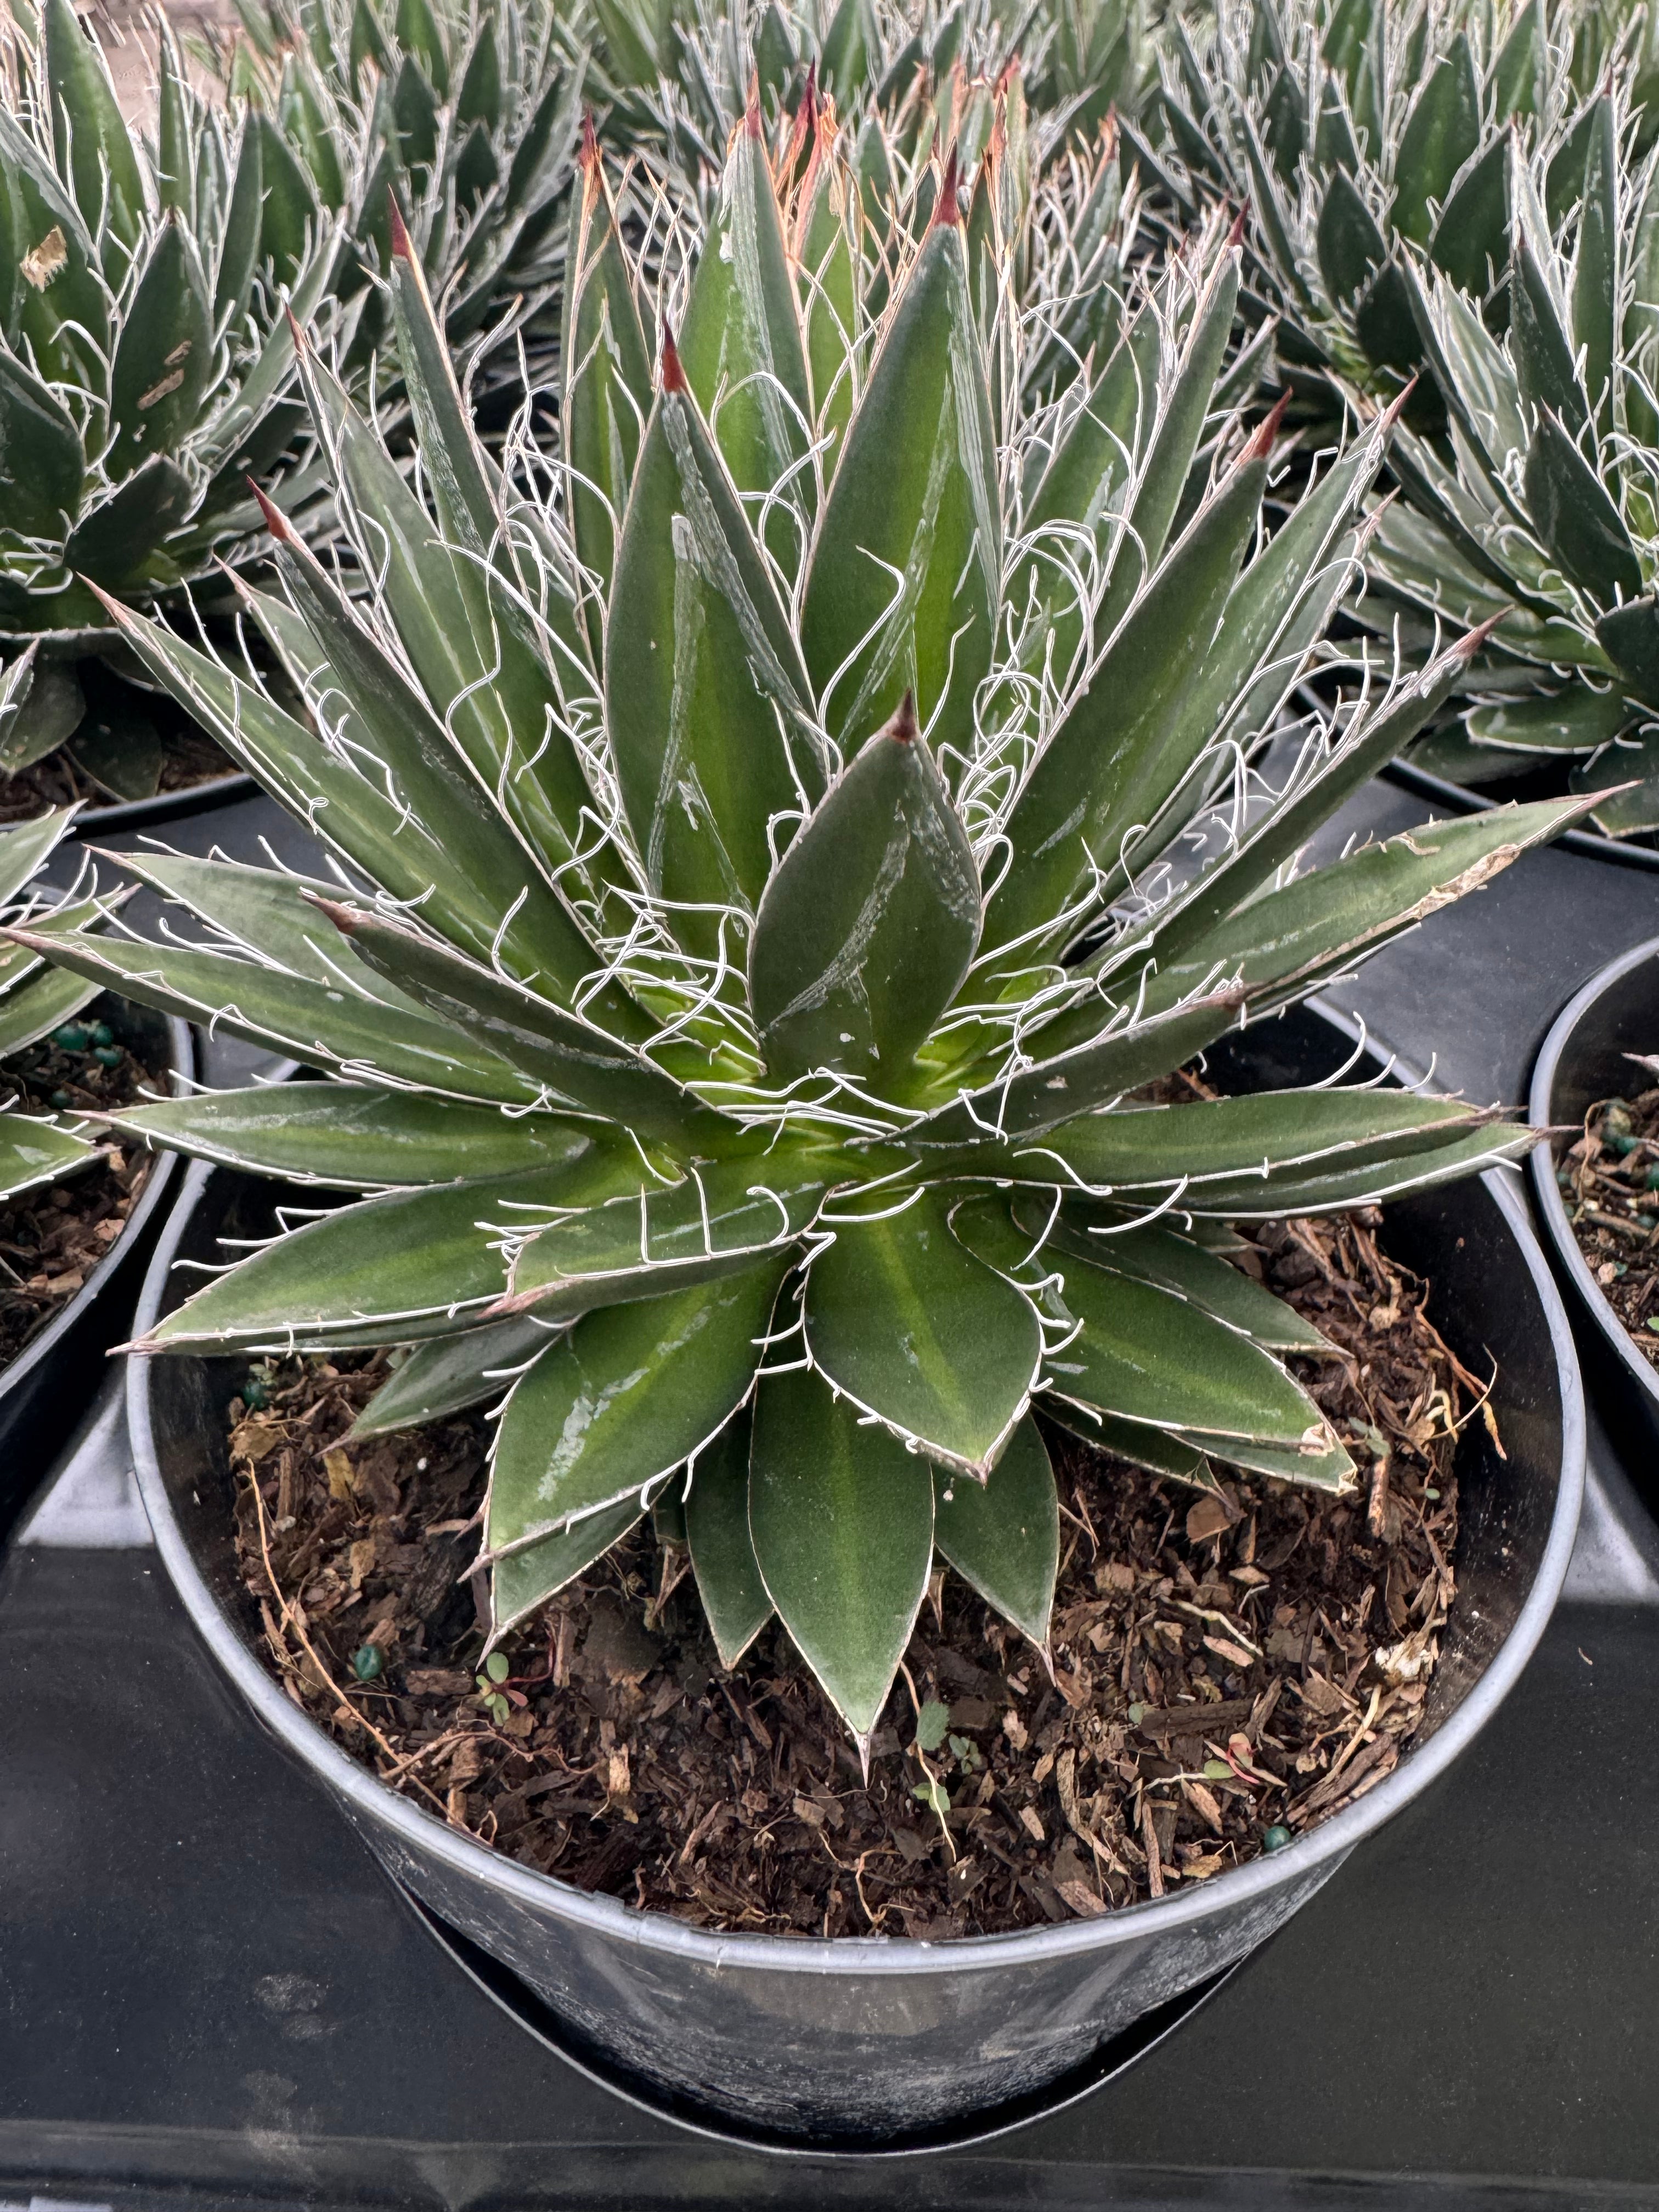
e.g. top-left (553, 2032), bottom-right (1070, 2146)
top-left (0, 676), bottom-right (190, 1526)
top-left (17, 106), bottom-right (1585, 2140)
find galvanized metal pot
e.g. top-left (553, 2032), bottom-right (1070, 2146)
top-left (1530, 938), bottom-right (1659, 1522)
top-left (127, 1012), bottom-right (1585, 2147)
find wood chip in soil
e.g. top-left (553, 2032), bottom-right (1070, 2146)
top-left (0, 1029), bottom-right (155, 1369)
top-left (225, 1207), bottom-right (1470, 1940)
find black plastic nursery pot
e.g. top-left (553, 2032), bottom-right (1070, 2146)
top-left (0, 996), bottom-right (191, 1543)
top-left (58, 771), bottom-right (258, 838)
top-left (1530, 936), bottom-right (1659, 1522)
top-left (126, 1007), bottom-right (1585, 2151)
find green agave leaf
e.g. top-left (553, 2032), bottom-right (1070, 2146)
top-left (1572, 97), bottom-right (1617, 427)
top-left (369, 223), bottom-right (599, 873)
top-left (562, 131), bottom-right (653, 651)
top-left (108, 218), bottom-right (212, 475)
top-left (0, 1109), bottom-right (95, 1204)
top-left (504, 1153), bottom-right (827, 1319)
top-left (490, 1494), bottom-right (643, 1639)
top-left (953, 1193), bottom-right (1329, 1448)
top-left (322, 904), bottom-right (729, 1151)
top-left (1596, 599), bottom-right (1659, 708)
top-left (1428, 137), bottom-right (1508, 300)
top-left (797, 123), bottom-right (859, 472)
top-left (109, 587), bottom-right (564, 985)
top-left (1467, 685), bottom-right (1632, 753)
top-left (350, 1311), bottom-right (563, 1436)
top-left (1172, 1427), bottom-right (1355, 1490)
top-left (805, 1186), bottom-right (1041, 1475)
top-left (1511, 196), bottom-right (1588, 436)
top-left (1523, 411), bottom-right (1640, 610)
top-left (1144, 798), bottom-right (1593, 1015)
top-left (283, 343), bottom-right (599, 895)
top-left (1133, 633), bottom-right (1506, 978)
top-left (111, 1085), bottom-right (604, 1189)
top-left (1492, 0), bottom-right (1544, 121)
top-left (0, 340), bottom-right (84, 539)
top-left (799, 194), bottom-right (1000, 761)
top-left (748, 695), bottom-right (980, 1089)
top-left (987, 449), bottom-right (1267, 956)
top-left (748, 1361), bottom-right (934, 1742)
top-left (913, 991), bottom-right (1240, 1153)
top-left (216, 116), bottom-right (264, 329)
top-left (684, 1406), bottom-right (772, 1667)
top-left (1390, 33), bottom-right (1480, 248)
top-left (1173, 1121), bottom-right (1534, 1217)
top-left (1026, 1085), bottom-right (1505, 1193)
top-left (253, 112), bottom-right (319, 286)
top-left (64, 454), bottom-right (192, 588)
top-left (10, 924), bottom-right (535, 1106)
top-left (1043, 1211), bottom-right (1333, 1356)
top-left (486, 1259), bottom-right (785, 1558)
top-left (606, 337), bottom-right (820, 953)
top-left (41, 0), bottom-right (144, 261)
top-left (1317, 167), bottom-right (1386, 307)
top-left (0, 108), bottom-right (110, 379)
top-left (0, 809), bottom-right (76, 906)
top-left (678, 104), bottom-right (814, 576)
top-left (138, 1165), bottom-right (633, 1355)
top-left (247, 493), bottom-right (603, 1000)
top-left (1039, 1397), bottom-right (1216, 1487)
top-left (1572, 732), bottom-right (1659, 837)
top-left (0, 955), bottom-right (102, 1058)
top-left (933, 1414), bottom-right (1057, 1647)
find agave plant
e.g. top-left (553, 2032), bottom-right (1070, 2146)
top-left (0, 672), bottom-right (119, 1200)
top-left (0, 0), bottom-right (342, 648)
top-left (1364, 101), bottom-right (1659, 836)
top-left (223, 0), bottom-right (588, 368)
top-left (1137, 0), bottom-right (1567, 414)
top-left (15, 120), bottom-right (1579, 1748)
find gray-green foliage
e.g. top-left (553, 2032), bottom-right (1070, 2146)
top-left (1365, 94), bottom-right (1659, 835)
top-left (1139, 0), bottom-right (1566, 412)
top-left (0, 752), bottom-right (110, 1202)
top-left (16, 114), bottom-right (1570, 1745)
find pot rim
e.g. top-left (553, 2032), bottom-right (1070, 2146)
top-left (59, 771), bottom-right (257, 838)
top-left (128, 1152), bottom-right (1585, 1984)
top-left (1, 1003), bottom-right (192, 1414)
top-left (1384, 756), bottom-right (1659, 873)
top-left (1527, 934), bottom-right (1659, 1420)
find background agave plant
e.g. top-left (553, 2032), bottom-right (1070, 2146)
top-left (0, 675), bottom-right (120, 1200)
top-left (0, 0), bottom-right (337, 650)
top-left (15, 114), bottom-right (1581, 1747)
top-left (222, 0), bottom-right (589, 374)
top-left (1137, 0), bottom-right (1566, 418)
top-left (1364, 95), bottom-right (1659, 837)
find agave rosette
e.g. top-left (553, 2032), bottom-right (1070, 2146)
top-left (1364, 93), bottom-right (1659, 836)
top-left (13, 114), bottom-right (1580, 1742)
top-left (1137, 0), bottom-right (1565, 414)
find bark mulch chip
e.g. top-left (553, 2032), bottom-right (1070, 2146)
top-left (0, 1026), bottom-right (155, 1369)
top-left (1561, 1087), bottom-right (1659, 1361)
top-left (226, 1208), bottom-right (1479, 1939)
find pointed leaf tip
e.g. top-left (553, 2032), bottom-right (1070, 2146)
top-left (933, 144), bottom-right (962, 226)
top-left (1238, 391), bottom-right (1290, 466)
top-left (1455, 607), bottom-right (1510, 659)
top-left (580, 108), bottom-right (599, 168)
top-left (661, 325), bottom-right (687, 393)
top-left (746, 70), bottom-right (763, 137)
top-left (1227, 205), bottom-right (1246, 250)
top-left (304, 894), bottom-right (362, 934)
top-left (246, 479), bottom-right (295, 542)
top-left (890, 690), bottom-right (918, 743)
top-left (387, 192), bottom-right (413, 262)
